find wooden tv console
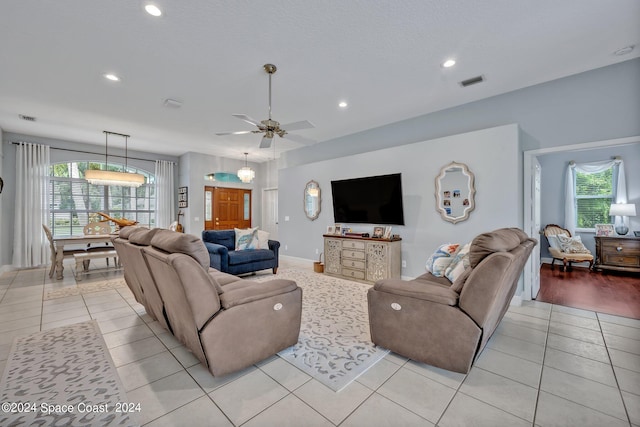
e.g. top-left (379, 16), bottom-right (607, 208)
top-left (323, 234), bottom-right (401, 284)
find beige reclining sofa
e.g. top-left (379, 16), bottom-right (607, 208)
top-left (367, 228), bottom-right (536, 373)
top-left (114, 227), bottom-right (303, 376)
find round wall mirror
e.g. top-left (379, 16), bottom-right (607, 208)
top-left (304, 180), bottom-right (321, 221)
top-left (435, 162), bottom-right (476, 224)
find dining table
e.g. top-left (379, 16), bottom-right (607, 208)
top-left (52, 234), bottom-right (116, 279)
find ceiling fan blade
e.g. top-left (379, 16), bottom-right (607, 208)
top-left (215, 130), bottom-right (254, 136)
top-left (283, 133), bottom-right (316, 146)
top-left (232, 114), bottom-right (263, 127)
top-left (259, 135), bottom-right (273, 149)
top-left (281, 120), bottom-right (315, 131)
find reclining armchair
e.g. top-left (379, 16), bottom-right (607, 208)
top-left (141, 230), bottom-right (302, 376)
top-left (368, 228), bottom-right (536, 373)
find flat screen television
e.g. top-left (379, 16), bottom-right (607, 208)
top-left (331, 173), bottom-right (405, 225)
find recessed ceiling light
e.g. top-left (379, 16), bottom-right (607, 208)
top-left (145, 4), bottom-right (162, 17)
top-left (442, 59), bottom-right (456, 68)
top-left (104, 73), bottom-right (120, 82)
top-left (338, 101), bottom-right (348, 108)
top-left (614, 45), bottom-right (634, 56)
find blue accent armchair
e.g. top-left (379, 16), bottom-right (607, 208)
top-left (202, 229), bottom-right (280, 275)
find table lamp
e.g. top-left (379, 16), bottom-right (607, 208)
top-left (609, 203), bottom-right (636, 236)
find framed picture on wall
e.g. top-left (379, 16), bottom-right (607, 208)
top-left (595, 224), bottom-right (614, 237)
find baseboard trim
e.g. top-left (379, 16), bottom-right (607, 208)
top-left (0, 264), bottom-right (17, 275)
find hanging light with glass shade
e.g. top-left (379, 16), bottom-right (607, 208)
top-left (85, 131), bottom-right (145, 187)
top-left (237, 152), bottom-right (255, 183)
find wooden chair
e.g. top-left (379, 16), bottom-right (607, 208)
top-left (84, 222), bottom-right (118, 267)
top-left (543, 224), bottom-right (594, 271)
top-left (42, 224), bottom-right (87, 278)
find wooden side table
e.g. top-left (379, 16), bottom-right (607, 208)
top-left (593, 235), bottom-right (640, 273)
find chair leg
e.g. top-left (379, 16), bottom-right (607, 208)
top-left (273, 267), bottom-right (278, 274)
top-left (83, 260), bottom-right (90, 271)
top-left (562, 259), bottom-right (568, 272)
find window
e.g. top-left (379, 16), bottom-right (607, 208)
top-left (49, 161), bottom-right (155, 236)
top-left (574, 167), bottom-right (614, 230)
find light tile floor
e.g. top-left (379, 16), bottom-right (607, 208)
top-left (0, 258), bottom-right (638, 426)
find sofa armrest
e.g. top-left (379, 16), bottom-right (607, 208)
top-left (220, 279), bottom-right (298, 309)
top-left (203, 241), bottom-right (229, 271)
top-left (374, 278), bottom-right (458, 306)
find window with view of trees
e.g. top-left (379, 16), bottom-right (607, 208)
top-left (575, 167), bottom-right (614, 229)
top-left (49, 161), bottom-right (155, 236)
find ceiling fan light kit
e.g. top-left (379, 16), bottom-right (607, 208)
top-left (85, 131), bottom-right (145, 188)
top-left (216, 63), bottom-right (315, 149)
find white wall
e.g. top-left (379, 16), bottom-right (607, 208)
top-left (278, 124), bottom-right (522, 280)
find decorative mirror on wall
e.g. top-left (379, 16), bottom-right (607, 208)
top-left (435, 161), bottom-right (476, 224)
top-left (304, 180), bottom-right (321, 220)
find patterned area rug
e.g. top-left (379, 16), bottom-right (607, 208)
top-left (0, 320), bottom-right (137, 426)
top-left (254, 269), bottom-right (389, 391)
top-left (45, 278), bottom-right (127, 300)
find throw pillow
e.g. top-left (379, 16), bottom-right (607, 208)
top-left (425, 243), bottom-right (460, 277)
top-left (445, 243), bottom-right (471, 283)
top-left (235, 227), bottom-right (259, 250)
top-left (257, 229), bottom-right (270, 249)
top-left (557, 235), bottom-right (591, 254)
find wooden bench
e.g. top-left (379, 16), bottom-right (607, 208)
top-left (73, 250), bottom-right (120, 279)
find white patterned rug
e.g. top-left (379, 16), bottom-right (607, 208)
top-left (45, 278), bottom-right (127, 300)
top-left (0, 320), bottom-right (137, 426)
top-left (254, 269), bottom-right (389, 391)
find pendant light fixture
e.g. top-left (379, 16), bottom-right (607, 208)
top-left (85, 131), bottom-right (145, 187)
top-left (237, 152), bottom-right (255, 183)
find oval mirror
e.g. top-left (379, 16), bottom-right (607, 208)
top-left (435, 162), bottom-right (475, 224)
top-left (304, 180), bottom-right (321, 221)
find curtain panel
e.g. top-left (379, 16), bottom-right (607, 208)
top-left (564, 158), bottom-right (626, 235)
top-left (155, 160), bottom-right (175, 229)
top-left (13, 143), bottom-right (50, 268)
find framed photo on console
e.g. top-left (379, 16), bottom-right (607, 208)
top-left (334, 224), bottom-right (342, 236)
top-left (372, 226), bottom-right (384, 238)
top-left (327, 226), bottom-right (335, 235)
top-left (595, 224), bottom-right (614, 237)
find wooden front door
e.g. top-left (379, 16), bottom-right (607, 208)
top-left (204, 186), bottom-right (251, 230)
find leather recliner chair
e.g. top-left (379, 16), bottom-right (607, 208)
top-left (140, 230), bottom-right (302, 376)
top-left (367, 228), bottom-right (537, 373)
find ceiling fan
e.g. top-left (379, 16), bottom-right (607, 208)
top-left (216, 63), bottom-right (315, 148)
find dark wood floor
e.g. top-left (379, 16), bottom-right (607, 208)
top-left (537, 264), bottom-right (640, 319)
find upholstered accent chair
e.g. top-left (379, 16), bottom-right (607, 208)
top-left (543, 224), bottom-right (594, 271)
top-left (202, 229), bottom-right (280, 275)
top-left (367, 228), bottom-right (537, 373)
top-left (140, 230), bottom-right (302, 376)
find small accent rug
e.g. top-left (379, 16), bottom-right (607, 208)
top-left (45, 278), bottom-right (127, 300)
top-left (0, 320), bottom-right (138, 426)
top-left (254, 268), bottom-right (389, 391)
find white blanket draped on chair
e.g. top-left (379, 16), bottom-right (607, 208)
top-left (12, 142), bottom-right (50, 268)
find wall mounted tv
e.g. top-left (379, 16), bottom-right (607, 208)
top-left (331, 173), bottom-right (405, 225)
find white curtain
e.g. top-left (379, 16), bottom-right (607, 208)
top-left (13, 143), bottom-right (50, 268)
top-left (155, 160), bottom-right (175, 229)
top-left (564, 158), bottom-right (625, 235)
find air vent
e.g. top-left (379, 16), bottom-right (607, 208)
top-left (19, 114), bottom-right (36, 122)
top-left (459, 75), bottom-right (485, 87)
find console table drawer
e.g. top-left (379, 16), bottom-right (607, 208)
top-left (342, 259), bottom-right (365, 270)
top-left (342, 249), bottom-right (365, 260)
top-left (341, 268), bottom-right (365, 280)
top-left (603, 254), bottom-right (639, 267)
top-left (602, 240), bottom-right (640, 255)
top-left (343, 240), bottom-right (365, 250)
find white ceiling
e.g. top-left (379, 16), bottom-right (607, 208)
top-left (0, 0), bottom-right (638, 162)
